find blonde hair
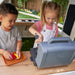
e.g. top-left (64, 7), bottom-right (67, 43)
top-left (40, 1), bottom-right (62, 27)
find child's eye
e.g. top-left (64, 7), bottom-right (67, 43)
top-left (52, 18), bottom-right (56, 20)
top-left (9, 20), bottom-right (12, 23)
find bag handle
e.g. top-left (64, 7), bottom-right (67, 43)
top-left (48, 37), bottom-right (72, 44)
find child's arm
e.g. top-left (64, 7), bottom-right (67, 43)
top-left (0, 49), bottom-right (12, 60)
top-left (29, 24), bottom-right (42, 37)
top-left (29, 24), bottom-right (43, 44)
top-left (16, 40), bottom-right (22, 59)
top-left (29, 24), bottom-right (43, 40)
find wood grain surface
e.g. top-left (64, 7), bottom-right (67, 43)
top-left (0, 51), bottom-right (75, 75)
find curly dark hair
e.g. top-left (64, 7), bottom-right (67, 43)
top-left (0, 2), bottom-right (18, 15)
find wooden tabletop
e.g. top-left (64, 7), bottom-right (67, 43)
top-left (0, 51), bottom-right (75, 75)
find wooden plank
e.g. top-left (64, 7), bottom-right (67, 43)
top-left (15, 22), bottom-right (34, 26)
top-left (0, 51), bottom-right (75, 75)
top-left (15, 23), bottom-right (34, 37)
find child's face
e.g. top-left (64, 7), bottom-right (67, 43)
top-left (1, 13), bottom-right (17, 31)
top-left (44, 9), bottom-right (57, 26)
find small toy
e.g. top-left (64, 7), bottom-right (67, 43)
top-left (10, 53), bottom-right (16, 59)
top-left (3, 52), bottom-right (26, 66)
top-left (14, 53), bottom-right (19, 59)
top-left (11, 53), bottom-right (19, 59)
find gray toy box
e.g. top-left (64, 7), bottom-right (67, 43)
top-left (35, 37), bottom-right (75, 68)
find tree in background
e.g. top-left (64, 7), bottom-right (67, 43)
top-left (21, 0), bottom-right (28, 9)
top-left (14, 0), bottom-right (28, 9)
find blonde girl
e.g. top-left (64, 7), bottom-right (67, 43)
top-left (29, 1), bottom-right (61, 48)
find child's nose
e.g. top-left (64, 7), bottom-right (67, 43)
top-left (49, 19), bottom-right (53, 23)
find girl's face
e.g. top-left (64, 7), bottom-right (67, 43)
top-left (1, 13), bottom-right (17, 31)
top-left (44, 9), bottom-right (57, 26)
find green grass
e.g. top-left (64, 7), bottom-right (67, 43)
top-left (17, 8), bottom-right (39, 19)
top-left (18, 13), bottom-right (38, 19)
top-left (21, 38), bottom-right (35, 51)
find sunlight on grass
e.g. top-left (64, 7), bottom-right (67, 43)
top-left (18, 13), bottom-right (38, 19)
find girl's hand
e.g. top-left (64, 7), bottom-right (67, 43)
top-left (3, 50), bottom-right (12, 60)
top-left (35, 34), bottom-right (43, 44)
top-left (16, 50), bottom-right (21, 59)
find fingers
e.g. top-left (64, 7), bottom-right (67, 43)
top-left (3, 50), bottom-right (21, 60)
top-left (8, 54), bottom-right (13, 60)
top-left (35, 38), bottom-right (43, 44)
top-left (5, 53), bottom-right (13, 60)
top-left (16, 51), bottom-right (21, 59)
top-left (35, 40), bottom-right (40, 44)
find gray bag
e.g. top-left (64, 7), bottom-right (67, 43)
top-left (36, 37), bottom-right (75, 68)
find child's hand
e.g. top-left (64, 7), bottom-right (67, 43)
top-left (3, 50), bottom-right (12, 60)
top-left (16, 51), bottom-right (21, 59)
top-left (35, 35), bottom-right (43, 44)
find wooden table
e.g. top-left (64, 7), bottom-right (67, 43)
top-left (0, 51), bottom-right (75, 75)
